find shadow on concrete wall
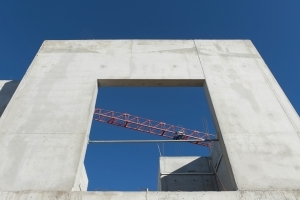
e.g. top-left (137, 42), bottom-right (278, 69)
top-left (0, 81), bottom-right (19, 117)
top-left (159, 157), bottom-right (219, 191)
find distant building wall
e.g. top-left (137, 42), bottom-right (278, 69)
top-left (158, 157), bottom-right (219, 191)
top-left (0, 80), bottom-right (19, 117)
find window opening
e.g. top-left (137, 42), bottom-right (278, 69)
top-left (84, 87), bottom-right (217, 191)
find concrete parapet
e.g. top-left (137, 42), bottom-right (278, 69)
top-left (0, 190), bottom-right (300, 200)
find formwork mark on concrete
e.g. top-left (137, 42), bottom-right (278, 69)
top-left (193, 40), bottom-right (206, 79)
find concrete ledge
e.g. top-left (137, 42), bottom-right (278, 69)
top-left (0, 190), bottom-right (299, 200)
top-left (97, 79), bottom-right (204, 87)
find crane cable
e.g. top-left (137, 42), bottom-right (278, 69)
top-left (157, 143), bottom-right (162, 157)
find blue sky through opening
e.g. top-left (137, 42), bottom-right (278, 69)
top-left (86, 87), bottom-right (214, 191)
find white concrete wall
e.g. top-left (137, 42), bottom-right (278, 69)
top-left (72, 164), bottom-right (88, 191)
top-left (79, 164), bottom-right (88, 191)
top-left (0, 40), bottom-right (299, 195)
top-left (0, 191), bottom-right (299, 200)
top-left (196, 40), bottom-right (300, 190)
top-left (0, 40), bottom-right (205, 191)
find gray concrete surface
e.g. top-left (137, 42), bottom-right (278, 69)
top-left (73, 164), bottom-right (88, 191)
top-left (0, 191), bottom-right (300, 200)
top-left (0, 40), bottom-right (300, 198)
top-left (197, 40), bottom-right (300, 190)
top-left (0, 40), bottom-right (207, 191)
top-left (158, 157), bottom-right (218, 191)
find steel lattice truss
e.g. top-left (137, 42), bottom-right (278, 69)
top-left (94, 108), bottom-right (214, 147)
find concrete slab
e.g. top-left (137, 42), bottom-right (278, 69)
top-left (0, 40), bottom-right (299, 197)
top-left (0, 133), bottom-right (88, 191)
top-left (38, 40), bottom-right (205, 81)
top-left (0, 191), bottom-right (300, 200)
top-left (195, 40), bottom-right (300, 190)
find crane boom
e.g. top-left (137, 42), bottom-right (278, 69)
top-left (93, 108), bottom-right (214, 147)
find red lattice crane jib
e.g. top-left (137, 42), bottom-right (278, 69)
top-left (93, 108), bottom-right (214, 147)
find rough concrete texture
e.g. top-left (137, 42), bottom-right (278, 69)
top-left (0, 80), bottom-right (19, 117)
top-left (197, 40), bottom-right (300, 190)
top-left (158, 157), bottom-right (218, 191)
top-left (79, 165), bottom-right (88, 191)
top-left (0, 40), bottom-right (299, 198)
top-left (0, 40), bottom-right (206, 191)
top-left (0, 191), bottom-right (300, 200)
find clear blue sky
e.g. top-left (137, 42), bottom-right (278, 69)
top-left (0, 1), bottom-right (299, 191)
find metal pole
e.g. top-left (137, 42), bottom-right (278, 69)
top-left (89, 139), bottom-right (218, 144)
top-left (160, 172), bottom-right (215, 175)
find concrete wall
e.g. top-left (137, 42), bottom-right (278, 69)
top-left (79, 165), bottom-right (88, 191)
top-left (73, 164), bottom-right (88, 191)
top-left (0, 40), bottom-right (208, 191)
top-left (158, 157), bottom-right (218, 191)
top-left (0, 40), bottom-right (299, 196)
top-left (197, 40), bottom-right (300, 190)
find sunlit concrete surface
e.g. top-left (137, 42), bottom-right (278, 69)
top-left (0, 191), bottom-right (300, 200)
top-left (198, 40), bottom-right (300, 190)
top-left (0, 40), bottom-right (299, 198)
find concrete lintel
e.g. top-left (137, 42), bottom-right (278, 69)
top-left (97, 79), bottom-right (204, 87)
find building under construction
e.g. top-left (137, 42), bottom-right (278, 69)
top-left (0, 40), bottom-right (300, 199)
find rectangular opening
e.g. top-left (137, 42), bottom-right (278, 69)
top-left (84, 83), bottom-right (235, 191)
